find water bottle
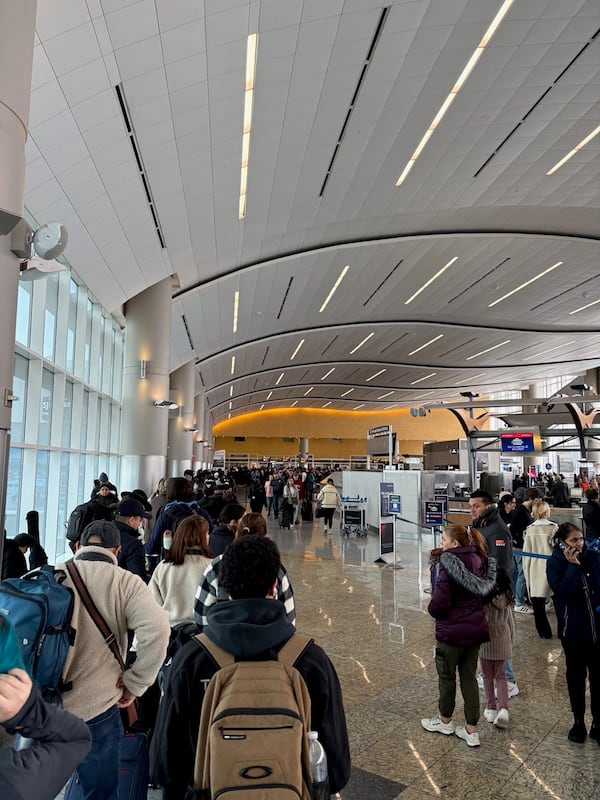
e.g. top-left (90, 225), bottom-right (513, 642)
top-left (307, 730), bottom-right (329, 799)
top-left (162, 529), bottom-right (173, 550)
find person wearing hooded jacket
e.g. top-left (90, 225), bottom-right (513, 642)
top-left (422, 523), bottom-right (497, 748)
top-left (150, 535), bottom-right (350, 800)
top-left (546, 522), bottom-right (600, 744)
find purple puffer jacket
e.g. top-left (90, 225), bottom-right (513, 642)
top-left (428, 546), bottom-right (496, 646)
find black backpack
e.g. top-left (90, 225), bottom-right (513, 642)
top-left (66, 501), bottom-right (113, 551)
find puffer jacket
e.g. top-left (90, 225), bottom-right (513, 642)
top-left (428, 546), bottom-right (496, 646)
top-left (546, 545), bottom-right (600, 644)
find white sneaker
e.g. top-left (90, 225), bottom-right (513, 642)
top-left (455, 725), bottom-right (480, 747)
top-left (494, 708), bottom-right (509, 729)
top-left (483, 708), bottom-right (498, 723)
top-left (507, 681), bottom-right (519, 698)
top-left (514, 605), bottom-right (532, 614)
top-left (421, 713), bottom-right (455, 735)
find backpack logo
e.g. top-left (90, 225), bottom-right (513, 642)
top-left (239, 766), bottom-right (273, 779)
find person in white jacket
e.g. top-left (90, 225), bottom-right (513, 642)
top-left (317, 478), bottom-right (341, 533)
top-left (523, 501), bottom-right (557, 639)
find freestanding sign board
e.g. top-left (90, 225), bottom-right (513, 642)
top-left (377, 481), bottom-right (395, 561)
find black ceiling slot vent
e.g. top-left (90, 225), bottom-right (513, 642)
top-left (261, 346), bottom-right (270, 365)
top-left (363, 259), bottom-right (403, 306)
top-left (447, 258), bottom-right (510, 304)
top-left (276, 276), bottom-right (294, 319)
top-left (321, 335), bottom-right (338, 356)
top-left (473, 28), bottom-right (600, 178)
top-left (115, 83), bottom-right (166, 249)
top-left (381, 333), bottom-right (408, 354)
top-left (234, 436), bottom-right (246, 442)
top-left (181, 314), bottom-right (195, 352)
top-left (319, 6), bottom-right (390, 197)
top-left (439, 337), bottom-right (477, 358)
top-left (530, 275), bottom-right (592, 312)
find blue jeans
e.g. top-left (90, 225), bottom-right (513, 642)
top-left (64, 705), bottom-right (122, 800)
top-left (505, 658), bottom-right (515, 683)
top-left (272, 494), bottom-right (282, 517)
top-left (511, 551), bottom-right (528, 605)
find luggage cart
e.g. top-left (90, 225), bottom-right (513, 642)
top-left (340, 496), bottom-right (368, 538)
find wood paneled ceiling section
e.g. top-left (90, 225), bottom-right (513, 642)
top-left (26, 0), bottom-right (600, 422)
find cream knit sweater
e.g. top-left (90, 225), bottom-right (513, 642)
top-left (148, 553), bottom-right (213, 625)
top-left (59, 547), bottom-right (170, 722)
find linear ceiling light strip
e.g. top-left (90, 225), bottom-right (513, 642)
top-left (350, 332), bottom-right (374, 354)
top-left (405, 257), bottom-right (458, 304)
top-left (290, 339), bottom-right (305, 360)
top-left (569, 298), bottom-right (600, 315)
top-left (395, 0), bottom-right (515, 187)
top-left (408, 334), bottom-right (443, 356)
top-left (320, 266), bottom-right (350, 312)
top-left (319, 6), bottom-right (390, 197)
top-left (523, 341), bottom-right (576, 360)
top-left (230, 355), bottom-right (236, 375)
top-left (239, 34), bottom-right (258, 219)
top-left (547, 124), bottom-right (600, 175)
top-left (410, 373), bottom-right (437, 385)
top-left (466, 340), bottom-right (511, 361)
top-left (488, 261), bottom-right (562, 307)
top-left (232, 290), bottom-right (240, 332)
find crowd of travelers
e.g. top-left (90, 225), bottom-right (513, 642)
top-left (2, 463), bottom-right (600, 796)
top-left (0, 465), bottom-right (350, 800)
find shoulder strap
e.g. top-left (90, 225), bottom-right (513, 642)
top-left (195, 631), bottom-right (313, 670)
top-left (66, 561), bottom-right (125, 671)
top-left (278, 633), bottom-right (313, 666)
top-left (195, 632), bottom-right (235, 669)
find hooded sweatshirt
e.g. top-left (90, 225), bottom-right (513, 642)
top-left (150, 599), bottom-right (350, 800)
top-left (428, 546), bottom-right (496, 646)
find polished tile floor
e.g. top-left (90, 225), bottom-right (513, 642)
top-left (267, 514), bottom-right (600, 800)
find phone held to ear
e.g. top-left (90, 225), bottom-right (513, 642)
top-left (558, 541), bottom-right (567, 551)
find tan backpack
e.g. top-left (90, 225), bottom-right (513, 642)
top-left (189, 632), bottom-right (314, 799)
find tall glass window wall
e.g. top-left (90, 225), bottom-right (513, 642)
top-left (8, 270), bottom-right (124, 562)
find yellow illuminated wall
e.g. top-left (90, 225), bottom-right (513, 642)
top-left (213, 407), bottom-right (468, 458)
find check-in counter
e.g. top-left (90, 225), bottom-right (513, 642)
top-left (447, 500), bottom-right (583, 531)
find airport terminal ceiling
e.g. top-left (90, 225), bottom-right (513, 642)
top-left (25, 0), bottom-right (600, 424)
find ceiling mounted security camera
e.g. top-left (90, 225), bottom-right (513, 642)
top-left (11, 219), bottom-right (69, 280)
top-left (32, 222), bottom-right (68, 260)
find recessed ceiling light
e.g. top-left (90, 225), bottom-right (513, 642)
top-left (341, 388), bottom-right (354, 397)
top-left (259, 403), bottom-right (264, 410)
top-left (229, 385), bottom-right (234, 397)
top-left (321, 367), bottom-right (335, 380)
top-left (377, 391), bottom-right (394, 399)
top-left (266, 391), bottom-right (273, 400)
top-left (353, 404), bottom-right (365, 410)
top-left (239, 34), bottom-right (258, 219)
top-left (350, 332), bottom-right (374, 355)
top-left (410, 372), bottom-right (437, 385)
top-left (230, 355), bottom-right (236, 375)
top-left (291, 400), bottom-right (298, 407)
top-left (228, 412), bottom-right (231, 419)
top-left (304, 386), bottom-right (314, 396)
top-left (275, 372), bottom-right (284, 385)
top-left (290, 339), bottom-right (305, 360)
top-left (319, 266), bottom-right (350, 313)
top-left (523, 341), bottom-right (576, 360)
top-left (322, 401), bottom-right (332, 408)
top-left (229, 401), bottom-right (232, 410)
top-left (547, 124), bottom-right (600, 175)
top-left (366, 368), bottom-right (386, 382)
top-left (395, 0), bottom-right (515, 186)
top-left (232, 290), bottom-right (239, 333)
top-left (488, 262), bottom-right (562, 307)
top-left (408, 334), bottom-right (444, 356)
top-left (569, 299), bottom-right (600, 316)
top-left (405, 258), bottom-right (458, 305)
top-left (466, 340), bottom-right (511, 360)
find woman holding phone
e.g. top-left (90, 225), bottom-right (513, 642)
top-left (547, 522), bottom-right (600, 744)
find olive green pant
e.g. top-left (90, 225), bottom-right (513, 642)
top-left (435, 641), bottom-right (480, 726)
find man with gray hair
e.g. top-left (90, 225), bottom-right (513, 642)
top-left (59, 520), bottom-right (170, 800)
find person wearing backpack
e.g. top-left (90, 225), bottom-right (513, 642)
top-left (145, 478), bottom-right (213, 568)
top-left (150, 535), bottom-right (350, 800)
top-left (58, 520), bottom-right (170, 800)
top-left (0, 617), bottom-right (92, 800)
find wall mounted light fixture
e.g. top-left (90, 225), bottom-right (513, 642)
top-left (140, 360), bottom-right (147, 379)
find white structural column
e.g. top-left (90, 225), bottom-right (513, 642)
top-left (204, 408), bottom-right (213, 468)
top-left (167, 361), bottom-right (195, 476)
top-left (0, 0), bottom-right (37, 533)
top-left (193, 391), bottom-right (206, 468)
top-left (121, 277), bottom-right (172, 494)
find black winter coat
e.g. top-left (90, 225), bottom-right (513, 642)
top-left (0, 687), bottom-right (91, 800)
top-left (546, 545), bottom-right (600, 644)
top-left (2, 540), bottom-right (27, 580)
top-left (114, 520), bottom-right (147, 581)
top-left (472, 506), bottom-right (512, 572)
